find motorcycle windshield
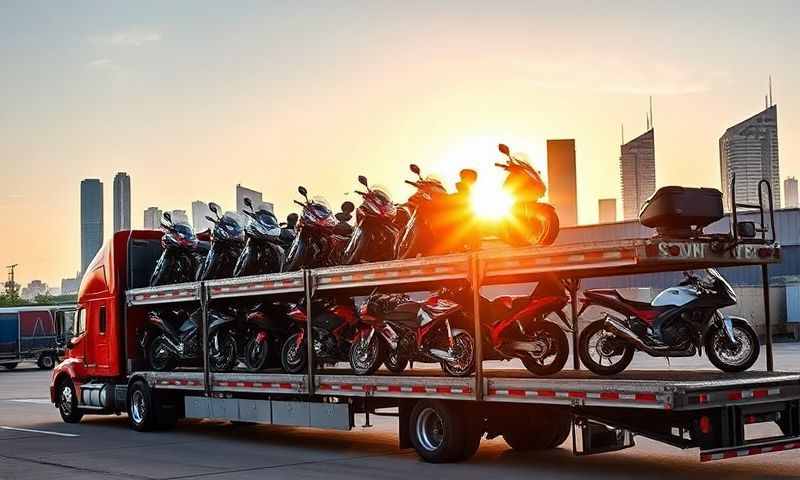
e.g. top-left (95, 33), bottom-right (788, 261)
top-left (247, 210), bottom-right (282, 238)
top-left (214, 212), bottom-right (245, 241)
top-left (165, 222), bottom-right (198, 248)
top-left (306, 198), bottom-right (336, 226)
top-left (706, 268), bottom-right (736, 301)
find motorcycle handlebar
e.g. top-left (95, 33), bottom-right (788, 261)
top-left (494, 162), bottom-right (507, 168)
top-left (355, 190), bottom-right (367, 196)
top-left (293, 199), bottom-right (305, 208)
top-left (404, 180), bottom-right (418, 187)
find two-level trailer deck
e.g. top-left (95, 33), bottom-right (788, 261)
top-left (51, 231), bottom-right (800, 463)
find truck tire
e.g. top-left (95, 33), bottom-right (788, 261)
top-left (128, 380), bottom-right (158, 432)
top-left (37, 354), bottom-right (56, 370)
top-left (57, 378), bottom-right (83, 424)
top-left (409, 400), bottom-right (480, 463)
top-left (3, 363), bottom-right (18, 370)
top-left (503, 408), bottom-right (571, 451)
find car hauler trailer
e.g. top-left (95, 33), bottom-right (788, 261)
top-left (50, 229), bottom-right (800, 463)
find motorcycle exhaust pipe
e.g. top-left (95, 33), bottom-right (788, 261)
top-left (428, 348), bottom-right (456, 362)
top-left (603, 315), bottom-right (671, 356)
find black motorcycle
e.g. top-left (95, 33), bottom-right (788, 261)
top-left (578, 268), bottom-right (760, 375)
top-left (196, 202), bottom-right (245, 281)
top-left (139, 308), bottom-right (238, 372)
top-left (149, 212), bottom-right (203, 286)
top-left (233, 197), bottom-right (287, 277)
top-left (342, 175), bottom-right (401, 264)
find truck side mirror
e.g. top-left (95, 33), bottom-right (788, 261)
top-left (736, 221), bottom-right (757, 238)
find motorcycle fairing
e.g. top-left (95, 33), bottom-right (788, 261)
top-left (583, 289), bottom-right (666, 324)
top-left (487, 295), bottom-right (567, 345)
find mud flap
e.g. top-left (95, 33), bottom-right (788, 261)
top-left (572, 417), bottom-right (635, 456)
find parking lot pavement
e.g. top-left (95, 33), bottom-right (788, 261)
top-left (1, 344), bottom-right (799, 479)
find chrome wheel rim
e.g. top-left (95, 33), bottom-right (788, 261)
top-left (60, 385), bottom-right (73, 416)
top-left (587, 329), bottom-right (626, 368)
top-left (286, 337), bottom-right (304, 369)
top-left (131, 390), bottom-right (146, 424)
top-left (445, 334), bottom-right (474, 375)
top-left (352, 336), bottom-right (377, 372)
top-left (416, 407), bottom-right (444, 451)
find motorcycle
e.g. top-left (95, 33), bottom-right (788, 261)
top-left (195, 203), bottom-right (245, 281)
top-left (494, 143), bottom-right (559, 246)
top-left (283, 185), bottom-right (354, 271)
top-left (138, 308), bottom-right (238, 372)
top-left (280, 296), bottom-right (361, 373)
top-left (350, 288), bottom-right (476, 377)
top-left (149, 212), bottom-right (204, 286)
top-left (395, 164), bottom-right (477, 259)
top-left (233, 197), bottom-right (287, 277)
top-left (577, 268), bottom-right (760, 375)
top-left (476, 275), bottom-right (570, 375)
top-left (342, 175), bottom-right (400, 264)
top-left (237, 301), bottom-right (296, 371)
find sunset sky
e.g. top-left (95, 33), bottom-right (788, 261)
top-left (1, 1), bottom-right (799, 286)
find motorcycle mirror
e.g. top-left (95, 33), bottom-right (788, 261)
top-left (162, 211), bottom-right (172, 223)
top-left (243, 197), bottom-right (253, 210)
top-left (358, 175), bottom-right (369, 188)
top-left (341, 201), bottom-right (355, 214)
top-left (410, 164), bottom-right (421, 177)
top-left (498, 143), bottom-right (511, 157)
top-left (208, 202), bottom-right (221, 218)
top-left (298, 186), bottom-right (308, 200)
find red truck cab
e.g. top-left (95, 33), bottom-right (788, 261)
top-left (50, 230), bottom-right (163, 421)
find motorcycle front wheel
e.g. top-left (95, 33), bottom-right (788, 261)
top-left (244, 333), bottom-right (270, 372)
top-left (281, 332), bottom-right (308, 374)
top-left (396, 221), bottom-right (423, 259)
top-left (520, 321), bottom-right (569, 376)
top-left (578, 319), bottom-right (634, 375)
top-left (384, 350), bottom-right (409, 373)
top-left (147, 335), bottom-right (177, 372)
top-left (349, 332), bottom-right (385, 375)
top-left (342, 226), bottom-right (366, 265)
top-left (441, 332), bottom-right (475, 377)
top-left (283, 236), bottom-right (306, 272)
top-left (209, 330), bottom-right (238, 372)
top-left (705, 319), bottom-right (759, 372)
top-left (502, 202), bottom-right (560, 247)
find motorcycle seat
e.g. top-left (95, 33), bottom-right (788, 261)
top-left (384, 301), bottom-right (421, 324)
top-left (584, 289), bottom-right (666, 321)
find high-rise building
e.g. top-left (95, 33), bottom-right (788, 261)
top-left (719, 104), bottom-right (780, 209)
top-left (143, 207), bottom-right (162, 229)
top-left (546, 139), bottom-right (578, 226)
top-left (785, 177), bottom-right (798, 209)
top-left (236, 184), bottom-right (274, 214)
top-left (171, 209), bottom-right (190, 225)
top-left (80, 179), bottom-right (104, 273)
top-left (191, 201), bottom-right (213, 232)
top-left (620, 129), bottom-right (656, 220)
top-left (60, 272), bottom-right (81, 295)
top-left (21, 280), bottom-right (48, 301)
top-left (598, 198), bottom-right (617, 224)
top-left (113, 172), bottom-right (131, 232)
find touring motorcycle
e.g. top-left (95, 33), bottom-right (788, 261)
top-left (578, 268), bottom-right (760, 375)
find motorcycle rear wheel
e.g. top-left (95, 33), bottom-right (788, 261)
top-left (578, 319), bottom-right (634, 375)
top-left (281, 332), bottom-right (308, 374)
top-left (520, 321), bottom-right (569, 376)
top-left (147, 335), bottom-right (177, 372)
top-left (384, 351), bottom-right (409, 373)
top-left (244, 334), bottom-right (270, 372)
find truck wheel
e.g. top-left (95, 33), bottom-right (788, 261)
top-left (3, 362), bottom-right (18, 370)
top-left (57, 378), bottom-right (83, 424)
top-left (409, 400), bottom-right (478, 463)
top-left (128, 380), bottom-right (158, 432)
top-left (504, 408), bottom-right (570, 451)
top-left (37, 354), bottom-right (56, 370)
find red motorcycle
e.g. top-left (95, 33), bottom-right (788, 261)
top-left (349, 289), bottom-right (476, 377)
top-left (283, 185), bottom-right (354, 271)
top-left (280, 296), bottom-right (361, 373)
top-left (394, 165), bottom-right (477, 259)
top-left (477, 275), bottom-right (570, 375)
top-left (342, 175), bottom-right (401, 264)
top-left (495, 143), bottom-right (559, 246)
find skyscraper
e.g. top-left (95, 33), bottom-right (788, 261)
top-left (171, 209), bottom-right (190, 225)
top-left (785, 177), bottom-right (798, 209)
top-left (191, 200), bottom-right (213, 232)
top-left (236, 184), bottom-right (274, 214)
top-left (546, 139), bottom-right (577, 226)
top-left (113, 172), bottom-right (131, 232)
top-left (620, 129), bottom-right (656, 220)
top-left (598, 198), bottom-right (617, 224)
top-left (80, 179), bottom-right (103, 273)
top-left (143, 207), bottom-right (162, 229)
top-left (719, 104), bottom-right (780, 209)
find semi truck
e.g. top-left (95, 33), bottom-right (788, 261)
top-left (49, 227), bottom-right (800, 463)
top-left (1, 305), bottom-right (76, 370)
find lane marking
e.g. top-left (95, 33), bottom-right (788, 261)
top-left (6, 399), bottom-right (52, 405)
top-left (0, 426), bottom-right (79, 437)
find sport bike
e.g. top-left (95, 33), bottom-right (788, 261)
top-left (284, 186), bottom-right (354, 271)
top-left (149, 212), bottom-right (203, 286)
top-left (350, 289), bottom-right (475, 377)
top-left (195, 203), bottom-right (245, 281)
top-left (494, 143), bottom-right (559, 246)
top-left (578, 268), bottom-right (759, 375)
top-left (342, 175), bottom-right (400, 264)
top-left (280, 296), bottom-right (361, 373)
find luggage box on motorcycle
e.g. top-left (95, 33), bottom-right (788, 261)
top-left (639, 186), bottom-right (723, 238)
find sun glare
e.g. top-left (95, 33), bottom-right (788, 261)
top-left (471, 181), bottom-right (514, 220)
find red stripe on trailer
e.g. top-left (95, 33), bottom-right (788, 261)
top-left (507, 389), bottom-right (527, 397)
top-left (752, 389), bottom-right (769, 399)
top-left (728, 391), bottom-right (743, 401)
top-left (635, 393), bottom-right (657, 402)
top-left (599, 391), bottom-right (620, 400)
top-left (700, 441), bottom-right (800, 462)
top-left (537, 389), bottom-right (556, 397)
top-left (568, 391), bottom-right (586, 399)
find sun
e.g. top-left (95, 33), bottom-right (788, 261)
top-left (470, 181), bottom-right (514, 220)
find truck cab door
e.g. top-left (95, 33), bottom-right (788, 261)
top-left (83, 301), bottom-right (110, 374)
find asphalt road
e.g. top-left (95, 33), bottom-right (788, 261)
top-left (2, 345), bottom-right (799, 480)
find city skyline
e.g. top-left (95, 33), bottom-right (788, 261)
top-left (113, 172), bottom-right (131, 232)
top-left (546, 139), bottom-right (578, 227)
top-left (2, 2), bottom-right (800, 285)
top-left (620, 128), bottom-right (656, 220)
